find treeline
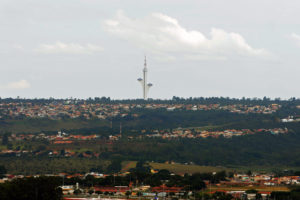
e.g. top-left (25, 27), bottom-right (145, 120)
top-left (120, 109), bottom-right (279, 130)
top-left (0, 171), bottom-right (299, 200)
top-left (61, 108), bottom-right (300, 133)
top-left (64, 169), bottom-right (216, 190)
top-left (0, 176), bottom-right (62, 200)
top-left (0, 158), bottom-right (108, 175)
top-left (84, 96), bottom-right (300, 106)
top-left (0, 108), bottom-right (294, 135)
top-left (105, 132), bottom-right (300, 167)
top-left (1, 96), bottom-right (300, 105)
top-left (270, 187), bottom-right (300, 200)
top-left (62, 161), bottom-right (225, 189)
top-left (1, 132), bottom-right (300, 174)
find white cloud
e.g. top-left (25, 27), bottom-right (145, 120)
top-left (0, 80), bottom-right (31, 90)
top-left (104, 11), bottom-right (269, 60)
top-left (35, 42), bottom-right (103, 54)
top-left (12, 44), bottom-right (24, 50)
top-left (291, 33), bottom-right (300, 40)
top-left (291, 33), bottom-right (300, 46)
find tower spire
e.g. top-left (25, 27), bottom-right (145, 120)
top-left (137, 56), bottom-right (153, 100)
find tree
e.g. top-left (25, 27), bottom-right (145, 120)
top-left (247, 170), bottom-right (252, 176)
top-left (228, 171), bottom-right (234, 178)
top-left (106, 160), bottom-right (122, 174)
top-left (36, 145), bottom-right (46, 152)
top-left (90, 165), bottom-right (103, 173)
top-left (212, 192), bottom-right (233, 200)
top-left (0, 165), bottom-right (6, 178)
top-left (245, 189), bottom-right (258, 194)
top-left (0, 176), bottom-right (62, 200)
top-left (169, 192), bottom-right (175, 196)
top-left (290, 187), bottom-right (300, 200)
top-left (6, 143), bottom-right (12, 150)
top-left (1, 133), bottom-right (9, 145)
top-left (270, 191), bottom-right (291, 200)
top-left (74, 189), bottom-right (81, 195)
top-left (195, 192), bottom-right (210, 200)
top-left (156, 169), bottom-right (171, 180)
top-left (188, 173), bottom-right (206, 190)
top-left (135, 160), bottom-right (151, 173)
top-left (88, 189), bottom-right (94, 195)
top-left (125, 191), bottom-right (131, 197)
top-left (96, 191), bottom-right (102, 195)
top-left (85, 175), bottom-right (95, 187)
top-left (256, 193), bottom-right (262, 200)
top-left (60, 149), bottom-right (65, 156)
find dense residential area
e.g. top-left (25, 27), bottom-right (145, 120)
top-left (0, 127), bottom-right (289, 158)
top-left (0, 161), bottom-right (300, 200)
top-left (0, 100), bottom-right (282, 120)
top-left (0, 98), bottom-right (300, 199)
top-left (145, 128), bottom-right (288, 139)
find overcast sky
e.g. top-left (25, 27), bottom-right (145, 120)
top-left (1, 0), bottom-right (300, 99)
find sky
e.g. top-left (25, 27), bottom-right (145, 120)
top-left (1, 0), bottom-right (300, 99)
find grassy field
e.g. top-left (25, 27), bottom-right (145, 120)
top-left (208, 186), bottom-right (290, 192)
top-left (149, 162), bottom-right (230, 174)
top-left (0, 157), bottom-right (110, 175)
top-left (0, 119), bottom-right (109, 134)
top-left (121, 161), bottom-right (137, 172)
top-left (178, 123), bottom-right (236, 131)
top-left (121, 161), bottom-right (231, 174)
top-left (147, 163), bottom-right (300, 174)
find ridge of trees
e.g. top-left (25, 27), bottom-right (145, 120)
top-left (1, 96), bottom-right (300, 105)
top-left (0, 176), bottom-right (62, 200)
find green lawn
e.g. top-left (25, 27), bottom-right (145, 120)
top-left (121, 161), bottom-right (231, 174)
top-left (149, 162), bottom-right (230, 174)
top-left (0, 119), bottom-right (109, 134)
top-left (121, 161), bottom-right (137, 172)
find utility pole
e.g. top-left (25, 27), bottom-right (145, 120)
top-left (119, 122), bottom-right (122, 138)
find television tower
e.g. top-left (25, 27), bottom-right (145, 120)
top-left (137, 56), bottom-right (153, 100)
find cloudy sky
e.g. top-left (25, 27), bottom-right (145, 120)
top-left (1, 0), bottom-right (300, 99)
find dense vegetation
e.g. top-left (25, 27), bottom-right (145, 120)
top-left (0, 176), bottom-right (62, 200)
top-left (105, 132), bottom-right (300, 167)
top-left (1, 132), bottom-right (300, 174)
top-left (1, 96), bottom-right (300, 105)
top-left (270, 187), bottom-right (300, 200)
top-left (1, 107), bottom-right (300, 134)
top-left (0, 158), bottom-right (108, 175)
top-left (64, 163), bottom-right (215, 189)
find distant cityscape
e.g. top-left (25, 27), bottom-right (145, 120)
top-left (0, 101), bottom-right (283, 120)
top-left (0, 166), bottom-right (299, 199)
top-left (0, 98), bottom-right (300, 199)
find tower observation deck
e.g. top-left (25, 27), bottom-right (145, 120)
top-left (137, 56), bottom-right (153, 100)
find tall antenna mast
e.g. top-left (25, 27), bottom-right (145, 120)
top-left (137, 56), bottom-right (153, 100)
